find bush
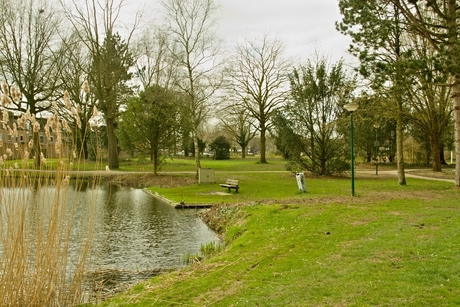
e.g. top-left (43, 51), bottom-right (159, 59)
top-left (209, 136), bottom-right (231, 160)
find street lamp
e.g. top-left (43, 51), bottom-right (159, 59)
top-left (344, 102), bottom-right (359, 196)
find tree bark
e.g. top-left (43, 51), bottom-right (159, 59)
top-left (33, 132), bottom-right (41, 168)
top-left (440, 145), bottom-right (447, 165)
top-left (106, 118), bottom-right (119, 170)
top-left (152, 148), bottom-right (158, 176)
top-left (194, 134), bottom-right (201, 178)
top-left (396, 99), bottom-right (406, 185)
top-left (453, 80), bottom-right (460, 187)
top-left (429, 136), bottom-right (441, 172)
top-left (259, 126), bottom-right (267, 163)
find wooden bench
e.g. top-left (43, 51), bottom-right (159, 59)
top-left (220, 179), bottom-right (239, 193)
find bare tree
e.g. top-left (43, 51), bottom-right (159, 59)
top-left (220, 107), bottom-right (257, 158)
top-left (0, 0), bottom-right (65, 167)
top-left (56, 33), bottom-right (96, 160)
top-left (133, 24), bottom-right (178, 90)
top-left (225, 34), bottom-right (291, 163)
top-left (62, 0), bottom-right (141, 169)
top-left (162, 0), bottom-right (222, 177)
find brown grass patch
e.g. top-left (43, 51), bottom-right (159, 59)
top-left (104, 173), bottom-right (197, 188)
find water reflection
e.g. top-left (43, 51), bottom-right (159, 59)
top-left (0, 178), bottom-right (218, 301)
top-left (0, 178), bottom-right (218, 292)
top-left (71, 181), bottom-right (218, 272)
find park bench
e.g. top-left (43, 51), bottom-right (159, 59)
top-left (220, 179), bottom-right (239, 193)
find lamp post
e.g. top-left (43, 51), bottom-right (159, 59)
top-left (374, 124), bottom-right (379, 175)
top-left (344, 103), bottom-right (359, 196)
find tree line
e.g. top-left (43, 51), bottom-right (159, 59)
top-left (0, 0), bottom-right (458, 186)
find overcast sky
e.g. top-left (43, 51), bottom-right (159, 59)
top-left (217, 0), bottom-right (353, 64)
top-left (134, 0), bottom-right (354, 64)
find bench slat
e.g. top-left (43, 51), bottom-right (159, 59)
top-left (220, 179), bottom-right (239, 193)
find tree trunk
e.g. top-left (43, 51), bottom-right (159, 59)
top-left (33, 132), bottom-right (41, 168)
top-left (396, 99), bottom-right (406, 185)
top-left (106, 118), bottom-right (119, 170)
top-left (445, 0), bottom-right (459, 186)
top-left (241, 145), bottom-right (246, 158)
top-left (429, 136), bottom-right (441, 172)
top-left (259, 126), bottom-right (267, 163)
top-left (83, 139), bottom-right (88, 160)
top-left (81, 123), bottom-right (89, 160)
top-left (152, 148), bottom-right (158, 176)
top-left (440, 145), bottom-right (447, 165)
top-left (193, 133), bottom-right (201, 178)
top-left (453, 80), bottom-right (460, 187)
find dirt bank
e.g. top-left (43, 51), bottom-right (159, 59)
top-left (103, 173), bottom-right (197, 188)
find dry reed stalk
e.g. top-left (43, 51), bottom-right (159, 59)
top-left (0, 82), bottom-right (100, 306)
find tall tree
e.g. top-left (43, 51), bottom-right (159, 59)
top-left (220, 108), bottom-right (257, 158)
top-left (57, 33), bottom-right (95, 160)
top-left (387, 0), bottom-right (460, 186)
top-left (162, 0), bottom-right (222, 177)
top-left (338, 0), bottom-right (409, 185)
top-left (0, 0), bottom-right (64, 167)
top-left (273, 57), bottom-right (354, 176)
top-left (133, 24), bottom-right (177, 90)
top-left (403, 34), bottom-right (452, 171)
top-left (91, 32), bottom-right (134, 169)
top-left (225, 34), bottom-right (291, 163)
top-left (63, 0), bottom-right (140, 169)
top-left (118, 85), bottom-right (178, 175)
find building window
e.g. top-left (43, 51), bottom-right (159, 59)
top-left (39, 135), bottom-right (44, 144)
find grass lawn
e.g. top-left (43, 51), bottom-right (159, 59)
top-left (94, 158), bottom-right (460, 307)
top-left (120, 155), bottom-right (288, 172)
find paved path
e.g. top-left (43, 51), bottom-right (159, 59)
top-left (358, 169), bottom-right (456, 184)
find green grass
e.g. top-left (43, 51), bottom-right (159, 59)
top-left (92, 158), bottom-right (460, 307)
top-left (158, 155), bottom-right (287, 172)
top-left (147, 170), bottom-right (454, 205)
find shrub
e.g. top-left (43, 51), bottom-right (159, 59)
top-left (209, 136), bottom-right (231, 160)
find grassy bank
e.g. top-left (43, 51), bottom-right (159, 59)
top-left (93, 163), bottom-right (460, 306)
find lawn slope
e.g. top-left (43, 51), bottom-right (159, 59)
top-left (98, 176), bottom-right (460, 306)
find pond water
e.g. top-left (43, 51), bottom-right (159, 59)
top-left (73, 181), bottom-right (219, 273)
top-left (1, 179), bottom-right (219, 294)
top-left (77, 181), bottom-right (218, 270)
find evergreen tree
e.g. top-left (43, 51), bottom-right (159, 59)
top-left (337, 0), bottom-right (410, 184)
top-left (118, 85), bottom-right (178, 175)
top-left (273, 57), bottom-right (354, 176)
top-left (90, 32), bottom-right (134, 169)
top-left (209, 136), bottom-right (231, 160)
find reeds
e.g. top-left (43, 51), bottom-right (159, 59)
top-left (0, 82), bottom-right (99, 306)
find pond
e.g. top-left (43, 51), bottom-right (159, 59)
top-left (80, 181), bottom-right (217, 268)
top-left (0, 178), bottom-right (219, 297)
top-left (73, 180), bottom-right (219, 277)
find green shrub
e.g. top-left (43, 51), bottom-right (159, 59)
top-left (209, 135), bottom-right (231, 160)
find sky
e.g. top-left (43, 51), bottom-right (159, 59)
top-left (138, 0), bottom-right (354, 65)
top-left (216, 0), bottom-right (354, 64)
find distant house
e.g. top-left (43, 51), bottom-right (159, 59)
top-left (0, 111), bottom-right (68, 161)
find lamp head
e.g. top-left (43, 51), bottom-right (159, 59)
top-left (344, 103), bottom-right (359, 113)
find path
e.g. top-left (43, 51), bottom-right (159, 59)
top-left (358, 169), bottom-right (456, 184)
